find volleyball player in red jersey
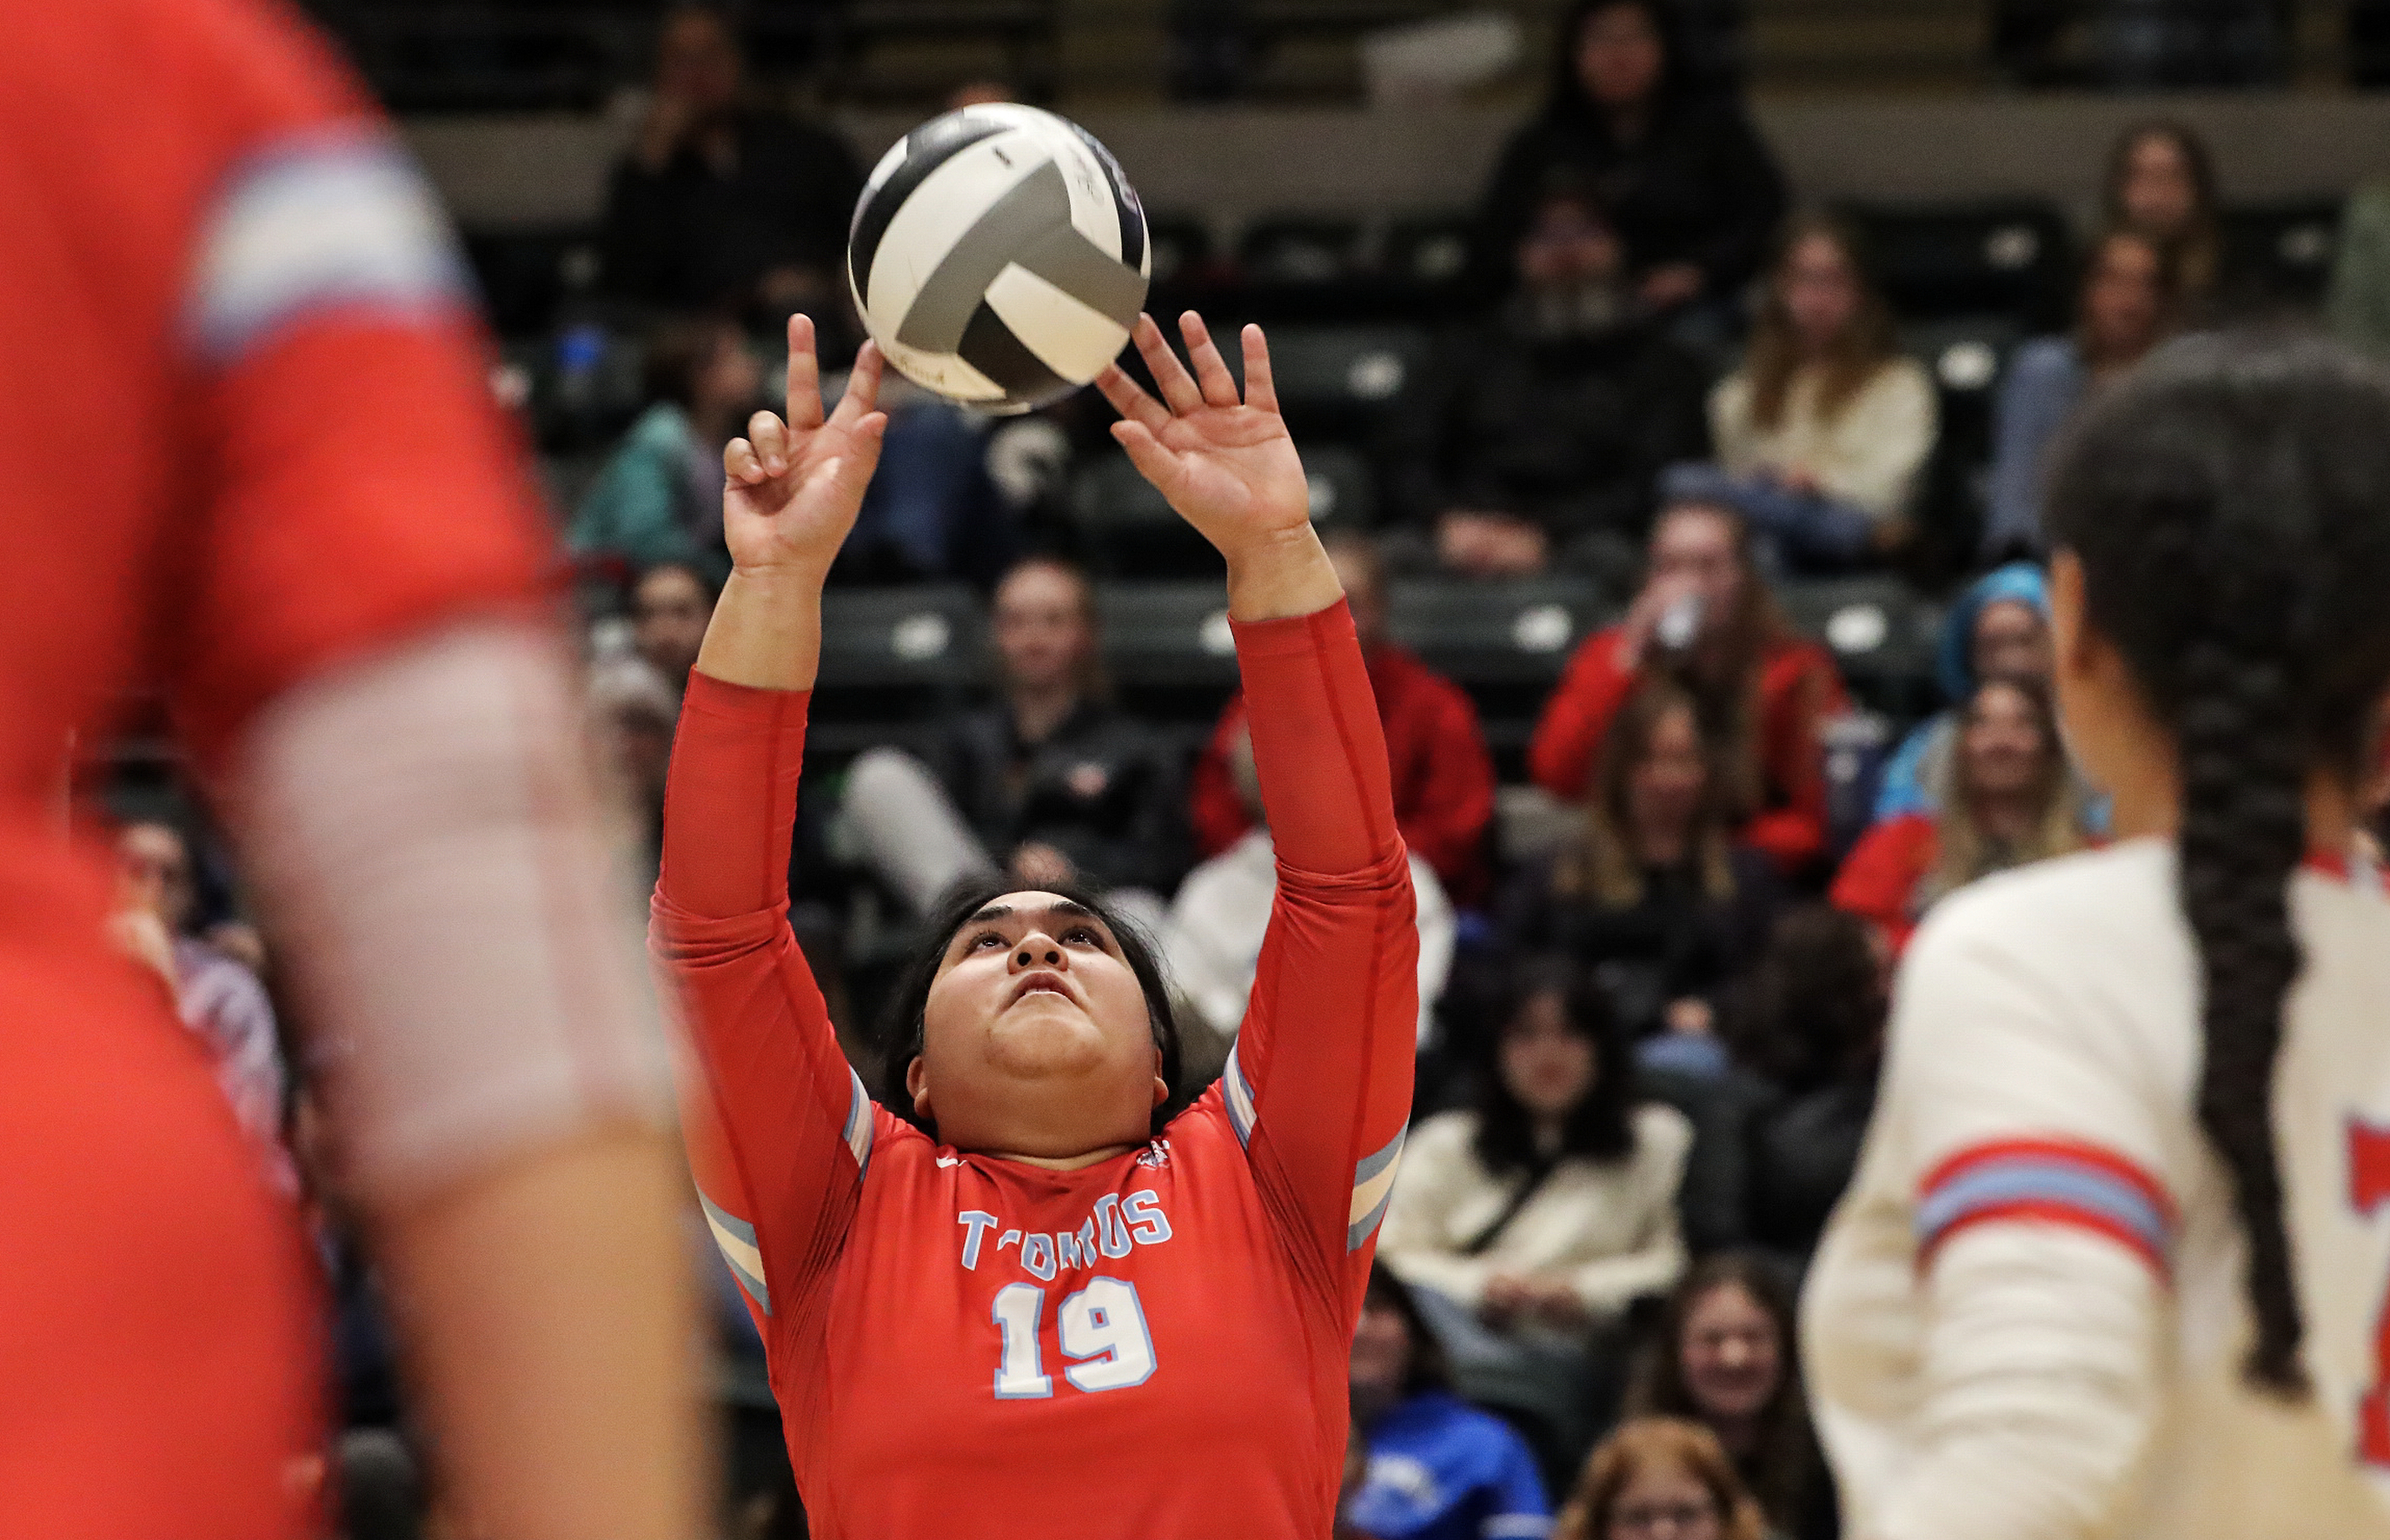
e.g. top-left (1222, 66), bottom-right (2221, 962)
top-left (658, 310), bottom-right (1418, 1537)
top-left (1, 3), bottom-right (701, 1536)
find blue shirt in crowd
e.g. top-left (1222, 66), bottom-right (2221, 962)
top-left (1347, 1391), bottom-right (1551, 1540)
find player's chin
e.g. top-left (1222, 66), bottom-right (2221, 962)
top-left (981, 996), bottom-right (1112, 1070)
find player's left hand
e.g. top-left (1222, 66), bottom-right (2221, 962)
top-left (1097, 313), bottom-right (1309, 564)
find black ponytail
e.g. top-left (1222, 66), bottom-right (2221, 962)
top-left (2045, 333), bottom-right (2390, 1397)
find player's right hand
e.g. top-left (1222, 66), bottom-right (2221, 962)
top-left (722, 315), bottom-right (888, 581)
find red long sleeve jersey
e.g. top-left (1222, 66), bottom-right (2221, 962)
top-left (654, 601), bottom-right (1418, 1539)
top-left (0, 2), bottom-right (545, 1532)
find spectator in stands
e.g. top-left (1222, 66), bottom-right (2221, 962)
top-left (587, 562), bottom-right (718, 875)
top-left (2103, 120), bottom-right (2223, 306)
top-left (1497, 677), bottom-right (1779, 1060)
top-left (1477, 0), bottom-right (1788, 331)
top-left (1873, 561), bottom-right (2051, 824)
top-left (1680, 216), bottom-right (1937, 572)
top-left (115, 820), bottom-right (287, 1167)
top-left (1531, 501), bottom-right (1849, 877)
top-left (630, 560), bottom-right (716, 698)
top-left (1555, 1417), bottom-right (1769, 1540)
top-left (1347, 1260), bottom-right (1553, 1540)
top-left (1982, 229), bottom-right (2176, 559)
top-left (568, 316), bottom-right (757, 586)
top-left (1385, 184), bottom-right (1713, 588)
top-left (1832, 674), bottom-right (2091, 954)
top-left (1729, 906), bottom-right (1884, 1267)
top-left (2329, 180), bottom-right (2390, 361)
top-left (1620, 1257), bottom-right (1832, 1540)
top-left (1165, 723), bottom-right (1455, 1049)
top-left (1381, 959), bottom-right (1690, 1434)
top-left (599, 3), bottom-right (864, 318)
top-left (1189, 533), bottom-right (1497, 902)
top-left (840, 556), bottom-right (1189, 919)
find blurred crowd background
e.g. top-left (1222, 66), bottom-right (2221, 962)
top-left (94, 1), bottom-right (2390, 1536)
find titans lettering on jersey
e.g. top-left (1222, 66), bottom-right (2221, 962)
top-left (956, 1189), bottom-right (1173, 1281)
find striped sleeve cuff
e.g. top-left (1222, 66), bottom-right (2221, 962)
top-left (1916, 1138), bottom-right (2179, 1279)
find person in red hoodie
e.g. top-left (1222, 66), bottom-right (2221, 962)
top-left (1530, 499), bottom-right (1848, 875)
top-left (1190, 531), bottom-right (1498, 903)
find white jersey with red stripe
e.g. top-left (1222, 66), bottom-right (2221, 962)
top-left (1802, 837), bottom-right (2390, 1540)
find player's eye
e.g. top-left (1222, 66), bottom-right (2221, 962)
top-left (968, 931), bottom-right (1007, 951)
top-left (1064, 925), bottom-right (1104, 946)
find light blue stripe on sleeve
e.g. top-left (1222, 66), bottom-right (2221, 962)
top-left (1221, 1045), bottom-right (1258, 1148)
top-left (1347, 1126), bottom-right (1406, 1251)
top-left (1915, 1159), bottom-right (2171, 1259)
top-left (187, 123), bottom-right (469, 366)
top-left (842, 1067), bottom-right (875, 1176)
top-left (699, 1189), bottom-right (771, 1316)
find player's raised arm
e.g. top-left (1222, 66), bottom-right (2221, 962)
top-left (1099, 317), bottom-right (1417, 1294)
top-left (653, 316), bottom-right (890, 1325)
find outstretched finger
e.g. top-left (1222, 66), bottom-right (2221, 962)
top-left (785, 314), bottom-right (824, 430)
top-left (725, 437), bottom-right (767, 484)
top-left (1110, 419), bottom-right (1184, 497)
top-left (1096, 362), bottom-right (1172, 435)
top-left (1180, 312), bottom-right (1239, 409)
top-left (828, 341), bottom-right (885, 429)
top-left (747, 410), bottom-right (791, 475)
top-left (1132, 313), bottom-right (1203, 416)
top-left (1240, 324), bottom-right (1279, 416)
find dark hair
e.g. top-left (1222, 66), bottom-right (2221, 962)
top-left (1641, 501), bottom-right (1800, 822)
top-left (1553, 674), bottom-right (1736, 911)
top-left (2045, 333), bottom-right (2390, 1395)
top-left (641, 314), bottom-right (744, 412)
top-left (1625, 1252), bottom-right (1819, 1534)
top-left (1471, 957), bottom-right (1638, 1175)
top-left (1363, 1260), bottom-right (1454, 1397)
top-left (633, 558), bottom-right (721, 607)
top-left (873, 876), bottom-right (1187, 1141)
top-left (1731, 904), bottom-right (1884, 1092)
top-left (1743, 212), bottom-right (1900, 431)
top-left (2075, 225), bottom-right (2180, 366)
top-left (1542, 0), bottom-right (1694, 126)
top-left (2102, 120), bottom-right (2221, 295)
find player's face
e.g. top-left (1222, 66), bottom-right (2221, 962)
top-left (914, 893), bottom-right (1164, 1157)
top-left (1971, 598), bottom-right (2049, 687)
top-left (1604, 1462), bottom-right (1722, 1540)
top-left (1962, 681), bottom-right (2047, 801)
top-left (1679, 1281), bottom-right (1780, 1423)
top-left (1498, 992), bottom-right (1597, 1121)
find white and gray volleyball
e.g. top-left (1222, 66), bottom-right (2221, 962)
top-left (848, 104), bottom-right (1149, 414)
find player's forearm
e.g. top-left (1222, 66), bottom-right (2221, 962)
top-left (1224, 522), bottom-right (1342, 624)
top-left (694, 564), bottom-right (829, 693)
top-left (374, 1125), bottom-right (707, 1540)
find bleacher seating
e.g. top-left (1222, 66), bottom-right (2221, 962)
top-left (809, 585), bottom-right (988, 760)
top-left (1387, 574), bottom-right (1616, 775)
top-left (1254, 322), bottom-right (1434, 437)
top-left (1095, 581), bottom-right (1245, 727)
top-left (1900, 312), bottom-right (2028, 571)
top-left (1776, 574), bottom-right (1944, 721)
top-left (2223, 201), bottom-right (2346, 307)
top-left (1841, 199), bottom-right (2075, 330)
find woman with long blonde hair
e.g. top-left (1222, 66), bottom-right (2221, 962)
top-left (1683, 215), bottom-right (1938, 571)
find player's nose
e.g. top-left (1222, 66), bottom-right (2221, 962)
top-left (1011, 933), bottom-right (1066, 970)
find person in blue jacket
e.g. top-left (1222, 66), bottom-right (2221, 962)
top-left (1348, 1261), bottom-right (1554, 1540)
top-left (1871, 562), bottom-right (2051, 825)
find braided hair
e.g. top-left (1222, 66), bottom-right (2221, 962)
top-left (2044, 333), bottom-right (2390, 1394)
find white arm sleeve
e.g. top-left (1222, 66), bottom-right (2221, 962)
top-left (228, 621), bottom-right (674, 1203)
top-left (1864, 891), bottom-right (2180, 1540)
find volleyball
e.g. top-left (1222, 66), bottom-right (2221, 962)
top-left (847, 103), bottom-right (1150, 414)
